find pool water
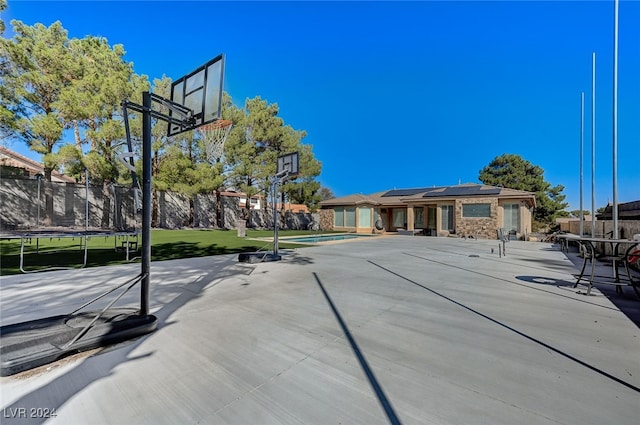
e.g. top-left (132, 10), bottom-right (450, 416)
top-left (282, 234), bottom-right (374, 243)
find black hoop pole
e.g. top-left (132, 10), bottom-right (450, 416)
top-left (141, 92), bottom-right (152, 316)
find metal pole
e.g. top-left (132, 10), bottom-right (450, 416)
top-left (591, 52), bottom-right (596, 237)
top-left (579, 92), bottom-right (584, 236)
top-left (612, 0), bottom-right (619, 239)
top-left (273, 178), bottom-right (279, 256)
top-left (36, 174), bottom-right (41, 227)
top-left (141, 92), bottom-right (152, 317)
top-left (85, 168), bottom-right (89, 231)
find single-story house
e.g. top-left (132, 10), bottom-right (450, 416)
top-left (596, 201), bottom-right (640, 220)
top-left (318, 183), bottom-right (536, 240)
top-left (220, 191), bottom-right (264, 210)
top-left (220, 191), bottom-right (310, 213)
top-left (0, 146), bottom-right (76, 183)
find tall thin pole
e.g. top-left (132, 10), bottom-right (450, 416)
top-left (612, 0), bottom-right (619, 239)
top-left (272, 178), bottom-right (279, 256)
top-left (591, 52), bottom-right (596, 237)
top-left (141, 91), bottom-right (152, 317)
top-left (579, 92), bottom-right (584, 236)
top-left (36, 174), bottom-right (41, 227)
top-left (85, 168), bottom-right (89, 231)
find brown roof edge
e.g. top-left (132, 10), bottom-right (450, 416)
top-left (0, 146), bottom-right (43, 169)
top-left (319, 193), bottom-right (382, 207)
top-left (1, 146), bottom-right (76, 183)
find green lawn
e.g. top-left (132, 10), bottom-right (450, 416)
top-left (0, 229), bottom-right (322, 275)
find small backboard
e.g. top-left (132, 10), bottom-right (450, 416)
top-left (168, 54), bottom-right (225, 137)
top-left (277, 152), bottom-right (300, 178)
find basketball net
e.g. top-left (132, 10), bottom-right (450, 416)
top-left (197, 119), bottom-right (233, 163)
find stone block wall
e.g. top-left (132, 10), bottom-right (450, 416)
top-left (192, 194), bottom-right (217, 228)
top-left (284, 211), bottom-right (316, 230)
top-left (574, 220), bottom-right (640, 259)
top-left (0, 178), bottom-right (317, 231)
top-left (0, 178), bottom-right (37, 227)
top-left (157, 191), bottom-right (190, 228)
top-left (0, 178), bottom-right (140, 229)
top-left (220, 195), bottom-right (242, 229)
top-left (591, 220), bottom-right (640, 240)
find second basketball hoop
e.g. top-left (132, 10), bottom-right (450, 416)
top-left (276, 152), bottom-right (300, 179)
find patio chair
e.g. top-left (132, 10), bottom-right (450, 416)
top-left (620, 235), bottom-right (640, 297)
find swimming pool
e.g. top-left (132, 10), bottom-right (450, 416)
top-left (282, 234), bottom-right (375, 244)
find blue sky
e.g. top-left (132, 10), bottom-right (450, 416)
top-left (2, 1), bottom-right (639, 211)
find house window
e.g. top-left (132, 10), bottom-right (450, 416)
top-left (345, 207), bottom-right (356, 227)
top-left (414, 208), bottom-right (424, 229)
top-left (334, 207), bottom-right (344, 226)
top-left (441, 205), bottom-right (454, 231)
top-left (427, 206), bottom-right (436, 230)
top-left (358, 207), bottom-right (372, 228)
top-left (392, 209), bottom-right (406, 228)
top-left (462, 203), bottom-right (491, 218)
top-left (503, 203), bottom-right (520, 232)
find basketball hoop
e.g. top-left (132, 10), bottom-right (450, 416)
top-left (197, 119), bottom-right (233, 163)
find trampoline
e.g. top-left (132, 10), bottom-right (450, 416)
top-left (0, 182), bottom-right (146, 374)
top-left (0, 188), bottom-right (146, 373)
top-left (1, 227), bottom-right (140, 273)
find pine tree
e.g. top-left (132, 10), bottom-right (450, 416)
top-left (223, 95), bottom-right (321, 217)
top-left (478, 154), bottom-right (568, 228)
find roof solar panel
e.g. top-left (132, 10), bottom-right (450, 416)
top-left (423, 185), bottom-right (501, 197)
top-left (381, 185), bottom-right (503, 198)
top-left (482, 187), bottom-right (502, 195)
top-left (382, 188), bottom-right (434, 197)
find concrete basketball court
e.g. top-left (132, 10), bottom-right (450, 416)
top-left (1, 235), bottom-right (639, 424)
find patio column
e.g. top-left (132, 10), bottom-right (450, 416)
top-left (407, 205), bottom-right (414, 231)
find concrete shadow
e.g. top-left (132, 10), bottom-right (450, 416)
top-left (368, 260), bottom-right (640, 395)
top-left (561, 250), bottom-right (640, 328)
top-left (403, 252), bottom-right (620, 310)
top-left (280, 250), bottom-right (315, 265)
top-left (515, 275), bottom-right (576, 287)
top-left (313, 272), bottom-right (403, 425)
top-left (0, 256), bottom-right (256, 424)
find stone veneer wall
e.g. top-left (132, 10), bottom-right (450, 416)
top-left (454, 197), bottom-right (499, 239)
top-left (319, 209), bottom-right (334, 231)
